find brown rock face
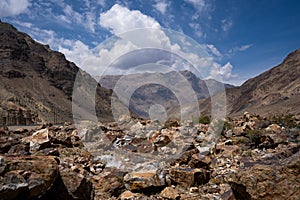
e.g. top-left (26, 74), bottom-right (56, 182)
top-left (0, 22), bottom-right (113, 125)
top-left (228, 148), bottom-right (300, 200)
top-left (227, 48), bottom-right (300, 117)
top-left (0, 156), bottom-right (59, 200)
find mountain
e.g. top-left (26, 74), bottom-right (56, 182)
top-left (227, 48), bottom-right (300, 117)
top-left (0, 22), bottom-right (112, 125)
top-left (168, 49), bottom-right (300, 119)
top-left (99, 70), bottom-right (234, 119)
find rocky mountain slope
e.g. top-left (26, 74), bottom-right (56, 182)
top-left (227, 48), bottom-right (300, 116)
top-left (0, 22), bottom-right (112, 125)
top-left (181, 48), bottom-right (300, 119)
top-left (99, 71), bottom-right (233, 119)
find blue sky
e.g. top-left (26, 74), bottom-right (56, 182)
top-left (1, 0), bottom-right (300, 85)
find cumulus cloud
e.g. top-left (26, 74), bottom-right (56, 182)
top-left (0, 0), bottom-right (30, 17)
top-left (209, 62), bottom-right (238, 81)
top-left (99, 4), bottom-right (160, 35)
top-left (153, 1), bottom-right (169, 15)
top-left (14, 3), bottom-right (237, 84)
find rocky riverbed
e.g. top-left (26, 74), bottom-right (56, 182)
top-left (0, 113), bottom-right (299, 200)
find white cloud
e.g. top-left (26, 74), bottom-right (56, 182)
top-left (206, 44), bottom-right (222, 57)
top-left (0, 0), bottom-right (30, 17)
top-left (189, 22), bottom-right (203, 38)
top-left (209, 62), bottom-right (238, 81)
top-left (229, 44), bottom-right (253, 54)
top-left (153, 1), bottom-right (169, 15)
top-left (185, 0), bottom-right (207, 12)
top-left (97, 0), bottom-right (106, 7)
top-left (99, 4), bottom-right (160, 35)
top-left (13, 3), bottom-right (237, 84)
top-left (58, 40), bottom-right (93, 68)
top-left (221, 19), bottom-right (233, 32)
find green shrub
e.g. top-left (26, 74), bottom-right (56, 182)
top-left (245, 129), bottom-right (262, 147)
top-left (199, 115), bottom-right (210, 124)
top-left (270, 114), bottom-right (297, 128)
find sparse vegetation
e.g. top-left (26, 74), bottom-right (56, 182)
top-left (198, 115), bottom-right (210, 125)
top-left (245, 129), bottom-right (262, 147)
top-left (270, 114), bottom-right (298, 128)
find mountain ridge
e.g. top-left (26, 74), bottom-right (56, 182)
top-left (0, 22), bottom-right (113, 125)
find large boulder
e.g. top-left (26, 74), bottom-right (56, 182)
top-left (228, 150), bottom-right (300, 200)
top-left (0, 156), bottom-right (58, 200)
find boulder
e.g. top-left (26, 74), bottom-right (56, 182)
top-left (160, 186), bottom-right (180, 199)
top-left (124, 170), bottom-right (166, 191)
top-left (228, 150), bottom-right (300, 200)
top-left (28, 128), bottom-right (51, 152)
top-left (0, 156), bottom-right (58, 200)
top-left (168, 168), bottom-right (210, 189)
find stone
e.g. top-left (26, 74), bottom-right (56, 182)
top-left (160, 186), bottom-right (180, 199)
top-left (0, 135), bottom-right (20, 154)
top-left (0, 156), bottom-right (6, 175)
top-left (265, 124), bottom-right (282, 133)
top-left (0, 170), bottom-right (29, 200)
top-left (189, 187), bottom-right (199, 193)
top-left (59, 168), bottom-right (94, 200)
top-left (7, 144), bottom-right (29, 155)
top-left (168, 168), bottom-right (210, 189)
top-left (0, 156), bottom-right (58, 199)
top-left (188, 153), bottom-right (212, 169)
top-left (91, 168), bottom-right (126, 199)
top-left (124, 170), bottom-right (166, 191)
top-left (13, 128), bottom-right (28, 134)
top-left (29, 128), bottom-right (51, 152)
top-left (228, 150), bottom-right (300, 200)
top-left (119, 190), bottom-right (141, 200)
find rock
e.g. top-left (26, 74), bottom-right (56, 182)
top-left (0, 156), bottom-right (6, 175)
top-left (13, 128), bottom-right (28, 134)
top-left (189, 186), bottom-right (199, 193)
top-left (224, 139), bottom-right (233, 145)
top-left (164, 119), bottom-right (180, 128)
top-left (7, 144), bottom-right (29, 155)
top-left (0, 156), bottom-right (58, 200)
top-left (120, 190), bottom-right (141, 200)
top-left (228, 150), bottom-right (300, 200)
top-left (124, 170), bottom-right (166, 191)
top-left (50, 131), bottom-right (74, 148)
top-left (168, 168), bottom-right (210, 189)
top-left (91, 168), bottom-right (126, 199)
top-left (216, 144), bottom-right (240, 158)
top-left (59, 168), bottom-right (94, 200)
top-left (29, 128), bottom-right (51, 152)
top-left (0, 135), bottom-right (20, 154)
top-left (265, 124), bottom-right (282, 133)
top-left (160, 186), bottom-right (180, 199)
top-left (0, 170), bottom-right (29, 200)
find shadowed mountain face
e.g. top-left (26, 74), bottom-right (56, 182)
top-left (227, 48), bottom-right (300, 117)
top-left (0, 22), bottom-right (113, 125)
top-left (99, 71), bottom-right (234, 119)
